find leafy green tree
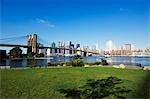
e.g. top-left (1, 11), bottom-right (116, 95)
top-left (74, 55), bottom-right (82, 60)
top-left (27, 52), bottom-right (35, 58)
top-left (59, 76), bottom-right (131, 99)
top-left (9, 47), bottom-right (22, 58)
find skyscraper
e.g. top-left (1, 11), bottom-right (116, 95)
top-left (96, 43), bottom-right (99, 50)
top-left (124, 44), bottom-right (132, 51)
top-left (76, 44), bottom-right (80, 48)
top-left (106, 40), bottom-right (113, 52)
top-left (51, 42), bottom-right (56, 56)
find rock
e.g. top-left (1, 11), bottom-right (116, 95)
top-left (113, 65), bottom-right (120, 68)
top-left (143, 66), bottom-right (150, 70)
top-left (119, 64), bottom-right (126, 69)
top-left (0, 66), bottom-right (10, 69)
top-left (84, 65), bottom-right (89, 67)
top-left (113, 64), bottom-right (126, 69)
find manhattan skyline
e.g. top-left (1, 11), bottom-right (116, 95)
top-left (1, 0), bottom-right (149, 49)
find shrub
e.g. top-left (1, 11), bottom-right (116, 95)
top-left (93, 61), bottom-right (101, 65)
top-left (85, 62), bottom-right (101, 66)
top-left (47, 62), bottom-right (64, 66)
top-left (72, 59), bottom-right (84, 67)
top-left (36, 53), bottom-right (44, 57)
top-left (58, 62), bottom-right (64, 66)
top-left (101, 59), bottom-right (108, 65)
top-left (48, 62), bottom-right (55, 66)
top-left (85, 63), bottom-right (93, 66)
top-left (27, 52), bottom-right (35, 58)
top-left (64, 61), bottom-right (72, 66)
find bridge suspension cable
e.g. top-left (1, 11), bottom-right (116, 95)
top-left (0, 35), bottom-right (27, 41)
top-left (37, 35), bottom-right (51, 45)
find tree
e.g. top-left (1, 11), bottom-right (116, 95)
top-left (27, 52), bottom-right (35, 58)
top-left (59, 76), bottom-right (131, 99)
top-left (9, 47), bottom-right (22, 58)
top-left (101, 59), bottom-right (108, 65)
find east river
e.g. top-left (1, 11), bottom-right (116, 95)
top-left (1, 56), bottom-right (150, 68)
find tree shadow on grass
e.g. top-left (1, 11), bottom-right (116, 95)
top-left (59, 76), bottom-right (132, 99)
top-left (135, 71), bottom-right (150, 98)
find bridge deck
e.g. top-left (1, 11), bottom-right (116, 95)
top-left (0, 44), bottom-right (99, 54)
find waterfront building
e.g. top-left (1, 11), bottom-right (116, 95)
top-left (57, 41), bottom-right (65, 55)
top-left (58, 41), bottom-right (65, 48)
top-left (68, 41), bottom-right (75, 55)
top-left (76, 44), bottom-right (80, 48)
top-left (37, 43), bottom-right (45, 54)
top-left (47, 48), bottom-right (51, 56)
top-left (91, 45), bottom-right (96, 51)
top-left (68, 41), bottom-right (72, 47)
top-left (106, 40), bottom-right (113, 52)
top-left (0, 50), bottom-right (6, 60)
top-left (51, 42), bottom-right (56, 56)
top-left (51, 42), bottom-right (56, 47)
top-left (96, 43), bottom-right (99, 50)
top-left (124, 44), bottom-right (132, 51)
top-left (65, 45), bottom-right (70, 56)
top-left (83, 46), bottom-right (89, 50)
top-left (122, 44), bottom-right (132, 55)
top-left (0, 49), bottom-right (6, 66)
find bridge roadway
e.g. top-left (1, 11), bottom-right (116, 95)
top-left (0, 44), bottom-right (99, 54)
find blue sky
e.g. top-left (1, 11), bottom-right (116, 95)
top-left (1, 0), bottom-right (150, 50)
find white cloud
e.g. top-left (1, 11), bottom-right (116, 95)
top-left (119, 8), bottom-right (124, 11)
top-left (47, 24), bottom-right (55, 28)
top-left (36, 18), bottom-right (46, 23)
top-left (36, 18), bottom-right (55, 28)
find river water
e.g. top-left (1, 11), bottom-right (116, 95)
top-left (1, 56), bottom-right (150, 67)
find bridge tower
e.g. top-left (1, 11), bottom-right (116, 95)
top-left (27, 34), bottom-right (37, 53)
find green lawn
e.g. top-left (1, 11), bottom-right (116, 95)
top-left (0, 67), bottom-right (150, 99)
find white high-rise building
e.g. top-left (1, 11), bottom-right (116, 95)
top-left (131, 44), bottom-right (135, 51)
top-left (96, 43), bottom-right (99, 50)
top-left (47, 48), bottom-right (51, 56)
top-left (106, 40), bottom-right (113, 52)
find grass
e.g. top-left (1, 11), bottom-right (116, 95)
top-left (0, 67), bottom-right (150, 99)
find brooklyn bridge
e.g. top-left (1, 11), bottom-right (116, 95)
top-left (0, 34), bottom-right (100, 56)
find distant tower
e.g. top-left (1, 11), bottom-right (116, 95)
top-left (27, 34), bottom-right (37, 53)
top-left (124, 44), bottom-right (132, 51)
top-left (96, 42), bottom-right (99, 50)
top-left (106, 40), bottom-right (113, 52)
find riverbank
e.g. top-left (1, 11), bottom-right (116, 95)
top-left (0, 64), bottom-right (144, 70)
top-left (1, 67), bottom-right (149, 98)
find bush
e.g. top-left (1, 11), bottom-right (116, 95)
top-left (47, 62), bottom-right (54, 66)
top-left (101, 59), bottom-right (109, 65)
top-left (47, 59), bottom-right (107, 67)
top-left (64, 61), bottom-right (72, 66)
top-left (85, 62), bottom-right (101, 66)
top-left (27, 52), bottom-right (35, 58)
top-left (72, 59), bottom-right (84, 67)
top-left (47, 62), bottom-right (64, 66)
top-left (36, 53), bottom-right (44, 57)
top-left (58, 62), bottom-right (64, 66)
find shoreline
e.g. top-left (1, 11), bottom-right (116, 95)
top-left (0, 65), bottom-right (146, 70)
